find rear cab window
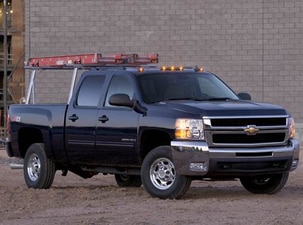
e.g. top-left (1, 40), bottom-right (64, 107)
top-left (76, 75), bottom-right (105, 107)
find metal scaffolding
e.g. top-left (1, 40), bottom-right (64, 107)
top-left (3, 0), bottom-right (8, 128)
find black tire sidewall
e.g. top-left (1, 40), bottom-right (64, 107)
top-left (114, 174), bottom-right (142, 187)
top-left (240, 173), bottom-right (289, 194)
top-left (23, 143), bottom-right (55, 189)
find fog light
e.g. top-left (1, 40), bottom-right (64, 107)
top-left (292, 159), bottom-right (298, 168)
top-left (190, 162), bottom-right (207, 171)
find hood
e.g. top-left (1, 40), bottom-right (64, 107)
top-left (154, 99), bottom-right (289, 117)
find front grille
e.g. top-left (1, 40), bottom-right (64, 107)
top-left (211, 118), bottom-right (286, 127)
top-left (204, 116), bottom-right (289, 147)
top-left (213, 133), bottom-right (285, 144)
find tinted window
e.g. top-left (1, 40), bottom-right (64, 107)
top-left (138, 73), bottom-right (238, 103)
top-left (105, 75), bottom-right (134, 106)
top-left (76, 75), bottom-right (105, 107)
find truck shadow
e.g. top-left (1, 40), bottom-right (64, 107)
top-left (49, 175), bottom-right (303, 200)
top-left (185, 181), bottom-right (302, 200)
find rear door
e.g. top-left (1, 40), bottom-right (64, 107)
top-left (65, 73), bottom-right (106, 163)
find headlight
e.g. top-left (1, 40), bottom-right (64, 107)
top-left (288, 117), bottom-right (296, 138)
top-left (175, 119), bottom-right (204, 140)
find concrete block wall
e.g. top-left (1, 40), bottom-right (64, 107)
top-left (24, 0), bottom-right (303, 140)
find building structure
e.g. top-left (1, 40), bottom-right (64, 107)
top-left (0, 0), bottom-right (24, 132)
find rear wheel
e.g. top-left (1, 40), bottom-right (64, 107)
top-left (240, 173), bottom-right (289, 194)
top-left (24, 143), bottom-right (56, 189)
top-left (141, 146), bottom-right (191, 199)
top-left (114, 174), bottom-right (142, 187)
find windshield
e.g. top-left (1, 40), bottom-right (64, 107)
top-left (138, 72), bottom-right (239, 103)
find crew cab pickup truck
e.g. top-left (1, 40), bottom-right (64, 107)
top-left (6, 53), bottom-right (300, 199)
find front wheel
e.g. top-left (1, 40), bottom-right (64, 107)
top-left (240, 172), bottom-right (289, 194)
top-left (24, 143), bottom-right (56, 189)
top-left (141, 146), bottom-right (191, 199)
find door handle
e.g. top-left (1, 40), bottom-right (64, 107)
top-left (98, 115), bottom-right (109, 123)
top-left (68, 114), bottom-right (79, 122)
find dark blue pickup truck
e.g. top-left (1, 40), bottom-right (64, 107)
top-left (6, 53), bottom-right (300, 199)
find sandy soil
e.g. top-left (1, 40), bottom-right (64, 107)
top-left (0, 149), bottom-right (303, 225)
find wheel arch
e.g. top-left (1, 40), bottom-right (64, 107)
top-left (18, 127), bottom-right (44, 158)
top-left (139, 129), bottom-right (172, 161)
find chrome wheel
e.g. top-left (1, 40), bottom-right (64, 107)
top-left (27, 153), bottom-right (41, 182)
top-left (150, 157), bottom-right (175, 190)
top-left (142, 146), bottom-right (192, 199)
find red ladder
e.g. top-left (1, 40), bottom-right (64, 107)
top-left (26, 53), bottom-right (158, 68)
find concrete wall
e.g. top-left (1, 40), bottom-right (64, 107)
top-left (24, 0), bottom-right (303, 140)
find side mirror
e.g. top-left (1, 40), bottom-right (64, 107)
top-left (109, 93), bottom-right (135, 108)
top-left (109, 93), bottom-right (148, 115)
top-left (238, 92), bottom-right (251, 100)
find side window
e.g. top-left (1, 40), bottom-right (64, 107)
top-left (105, 75), bottom-right (134, 106)
top-left (76, 75), bottom-right (105, 107)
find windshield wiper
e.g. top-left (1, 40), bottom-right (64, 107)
top-left (165, 97), bottom-right (205, 101)
top-left (153, 97), bottom-right (234, 103)
top-left (207, 97), bottom-right (233, 101)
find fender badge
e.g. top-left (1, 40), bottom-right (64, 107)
top-left (12, 116), bottom-right (21, 122)
top-left (244, 125), bottom-right (259, 135)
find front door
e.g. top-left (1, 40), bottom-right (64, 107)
top-left (95, 74), bottom-right (140, 166)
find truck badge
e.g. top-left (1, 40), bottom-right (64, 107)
top-left (244, 125), bottom-right (259, 135)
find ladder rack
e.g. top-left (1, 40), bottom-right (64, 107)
top-left (24, 53), bottom-right (159, 104)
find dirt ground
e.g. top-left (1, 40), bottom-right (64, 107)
top-left (1, 149), bottom-right (303, 225)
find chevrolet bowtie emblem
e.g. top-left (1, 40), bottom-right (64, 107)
top-left (244, 125), bottom-right (259, 135)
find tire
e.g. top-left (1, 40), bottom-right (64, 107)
top-left (240, 172), bottom-right (289, 194)
top-left (23, 143), bottom-right (56, 189)
top-left (141, 146), bottom-right (192, 199)
top-left (114, 174), bottom-right (142, 187)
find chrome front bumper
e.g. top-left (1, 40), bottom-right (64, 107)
top-left (171, 139), bottom-right (300, 176)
